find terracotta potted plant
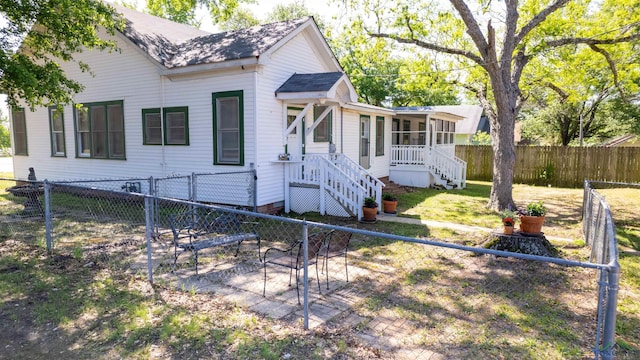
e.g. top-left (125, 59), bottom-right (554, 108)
top-left (382, 193), bottom-right (398, 214)
top-left (518, 201), bottom-right (547, 234)
top-left (500, 208), bottom-right (517, 235)
top-left (362, 196), bottom-right (378, 221)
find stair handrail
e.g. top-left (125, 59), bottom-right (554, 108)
top-left (322, 153), bottom-right (385, 209)
top-left (430, 146), bottom-right (467, 188)
top-left (301, 154), bottom-right (368, 218)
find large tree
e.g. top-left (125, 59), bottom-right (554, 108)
top-left (0, 0), bottom-right (121, 109)
top-left (343, 0), bottom-right (640, 209)
top-left (145, 0), bottom-right (255, 26)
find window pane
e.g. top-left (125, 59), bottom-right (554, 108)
top-left (109, 132), bottom-right (125, 157)
top-left (50, 108), bottom-right (65, 156)
top-left (108, 104), bottom-right (124, 158)
top-left (91, 106), bottom-right (107, 157)
top-left (108, 104), bottom-right (123, 131)
top-left (80, 133), bottom-right (91, 155)
top-left (218, 98), bottom-right (239, 130)
top-left (219, 130), bottom-right (239, 162)
top-left (145, 112), bottom-right (162, 144)
top-left (77, 108), bottom-right (89, 131)
top-left (216, 95), bottom-right (241, 164)
top-left (11, 109), bottom-right (27, 155)
top-left (54, 133), bottom-right (65, 154)
top-left (375, 117), bottom-right (384, 156)
top-left (287, 114), bottom-right (297, 134)
top-left (166, 111), bottom-right (186, 144)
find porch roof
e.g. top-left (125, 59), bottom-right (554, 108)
top-left (393, 106), bottom-right (465, 121)
top-left (275, 72), bottom-right (358, 103)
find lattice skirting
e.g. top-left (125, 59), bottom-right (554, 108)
top-left (289, 186), bottom-right (351, 217)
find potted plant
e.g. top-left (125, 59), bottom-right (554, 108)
top-left (362, 196), bottom-right (378, 221)
top-left (382, 193), bottom-right (398, 214)
top-left (518, 201), bottom-right (547, 234)
top-left (500, 208), bottom-right (518, 235)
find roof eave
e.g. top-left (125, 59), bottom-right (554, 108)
top-left (160, 57), bottom-right (260, 76)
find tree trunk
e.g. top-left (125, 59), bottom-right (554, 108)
top-left (486, 78), bottom-right (516, 211)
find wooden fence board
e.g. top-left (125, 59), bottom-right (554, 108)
top-left (455, 145), bottom-right (640, 187)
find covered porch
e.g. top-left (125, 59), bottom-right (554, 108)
top-left (390, 107), bottom-right (467, 189)
top-left (275, 72), bottom-right (387, 219)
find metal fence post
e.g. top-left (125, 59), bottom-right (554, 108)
top-left (602, 265), bottom-right (620, 360)
top-left (44, 179), bottom-right (52, 252)
top-left (191, 173), bottom-right (196, 202)
top-left (145, 195), bottom-right (154, 284)
top-left (302, 221), bottom-right (309, 329)
top-left (251, 163), bottom-right (257, 212)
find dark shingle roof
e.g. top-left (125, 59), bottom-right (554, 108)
top-left (112, 4), bottom-right (310, 68)
top-left (276, 72), bottom-right (345, 93)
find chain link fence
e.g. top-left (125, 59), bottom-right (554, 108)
top-left (0, 176), bottom-right (623, 359)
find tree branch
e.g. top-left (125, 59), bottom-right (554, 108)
top-left (449, 0), bottom-right (492, 63)
top-left (588, 44), bottom-right (628, 102)
top-left (515, 0), bottom-right (571, 45)
top-left (545, 33), bottom-right (640, 48)
top-left (369, 32), bottom-right (485, 65)
top-left (545, 82), bottom-right (569, 101)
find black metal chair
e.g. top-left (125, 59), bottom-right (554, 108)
top-left (318, 228), bottom-right (353, 290)
top-left (262, 231), bottom-right (328, 304)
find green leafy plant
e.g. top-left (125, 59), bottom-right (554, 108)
top-left (500, 208), bottom-right (518, 226)
top-left (520, 201), bottom-right (547, 217)
top-left (363, 197), bottom-right (378, 208)
top-left (382, 193), bottom-right (397, 202)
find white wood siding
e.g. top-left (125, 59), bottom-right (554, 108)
top-left (12, 32), bottom-right (258, 184)
top-left (253, 28), bottom-right (341, 206)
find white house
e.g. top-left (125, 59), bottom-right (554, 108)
top-left (8, 5), bottom-right (466, 219)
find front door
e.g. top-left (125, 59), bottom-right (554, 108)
top-left (360, 115), bottom-right (370, 169)
top-left (287, 107), bottom-right (305, 160)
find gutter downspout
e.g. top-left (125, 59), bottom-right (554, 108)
top-left (340, 106), bottom-right (344, 153)
top-left (253, 69), bottom-right (259, 208)
top-left (160, 75), bottom-right (166, 176)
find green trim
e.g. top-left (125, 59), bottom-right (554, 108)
top-left (375, 116), bottom-right (384, 156)
top-left (142, 108), bottom-right (161, 145)
top-left (313, 106), bottom-right (332, 143)
top-left (212, 90), bottom-right (244, 166)
top-left (163, 106), bottom-right (189, 145)
top-left (11, 107), bottom-right (28, 156)
top-left (48, 106), bottom-right (66, 157)
top-left (359, 114), bottom-right (370, 168)
top-left (73, 100), bottom-right (126, 160)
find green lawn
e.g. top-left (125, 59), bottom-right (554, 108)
top-left (0, 180), bottom-right (638, 359)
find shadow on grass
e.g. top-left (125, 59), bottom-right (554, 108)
top-left (395, 181), bottom-right (492, 211)
top-left (344, 252), bottom-right (599, 359)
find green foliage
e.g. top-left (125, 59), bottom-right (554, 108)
top-left (471, 131), bottom-right (491, 145)
top-left (363, 196), bottom-right (378, 208)
top-left (1, 0), bottom-right (122, 109)
top-left (218, 7), bottom-right (259, 31)
top-left (382, 193), bottom-right (397, 201)
top-left (523, 201), bottom-right (547, 217)
top-left (145, 0), bottom-right (200, 27)
top-left (0, 110), bottom-right (10, 152)
top-left (143, 0), bottom-right (256, 27)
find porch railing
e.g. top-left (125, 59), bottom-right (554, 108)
top-left (391, 145), bottom-right (467, 188)
top-left (324, 153), bottom-right (384, 208)
top-left (285, 154), bottom-right (368, 218)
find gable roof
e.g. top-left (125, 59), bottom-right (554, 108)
top-left (112, 4), bottom-right (312, 69)
top-left (276, 72), bottom-right (345, 93)
top-left (275, 72), bottom-right (359, 103)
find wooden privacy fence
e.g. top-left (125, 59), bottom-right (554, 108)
top-left (456, 145), bottom-right (640, 188)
